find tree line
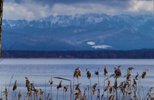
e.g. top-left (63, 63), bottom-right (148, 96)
top-left (3, 49), bottom-right (154, 58)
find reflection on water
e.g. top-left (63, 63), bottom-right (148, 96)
top-left (0, 59), bottom-right (154, 99)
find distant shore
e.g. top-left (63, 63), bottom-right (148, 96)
top-left (2, 49), bottom-right (154, 59)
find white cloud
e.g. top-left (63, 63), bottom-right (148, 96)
top-left (92, 45), bottom-right (112, 49)
top-left (128, 1), bottom-right (153, 12)
top-left (3, 2), bottom-right (52, 21)
top-left (87, 41), bottom-right (95, 45)
top-left (3, 2), bottom-right (35, 20)
top-left (3, 1), bottom-right (153, 21)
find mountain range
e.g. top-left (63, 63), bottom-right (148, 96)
top-left (2, 13), bottom-right (154, 51)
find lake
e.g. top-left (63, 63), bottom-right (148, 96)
top-left (0, 59), bottom-right (154, 100)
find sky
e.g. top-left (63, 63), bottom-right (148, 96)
top-left (3, 0), bottom-right (153, 21)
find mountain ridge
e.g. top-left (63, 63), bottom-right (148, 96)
top-left (2, 13), bottom-right (154, 51)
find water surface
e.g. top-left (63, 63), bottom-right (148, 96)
top-left (0, 59), bottom-right (154, 99)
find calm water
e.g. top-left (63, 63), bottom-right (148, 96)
top-left (0, 59), bottom-right (154, 100)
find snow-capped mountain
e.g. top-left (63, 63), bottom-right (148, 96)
top-left (2, 13), bottom-right (154, 51)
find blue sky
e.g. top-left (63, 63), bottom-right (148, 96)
top-left (3, 0), bottom-right (153, 21)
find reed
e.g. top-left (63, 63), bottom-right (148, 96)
top-left (56, 80), bottom-right (62, 100)
top-left (86, 69), bottom-right (92, 100)
top-left (1, 66), bottom-right (153, 100)
top-left (49, 77), bottom-right (53, 100)
top-left (12, 80), bottom-right (17, 100)
top-left (18, 90), bottom-right (22, 100)
top-left (95, 68), bottom-right (100, 100)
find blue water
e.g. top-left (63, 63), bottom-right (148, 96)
top-left (0, 59), bottom-right (154, 100)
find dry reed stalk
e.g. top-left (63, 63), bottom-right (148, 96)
top-left (49, 78), bottom-right (53, 100)
top-left (83, 88), bottom-right (87, 100)
top-left (74, 92), bottom-right (80, 100)
top-left (63, 87), bottom-right (64, 100)
top-left (114, 78), bottom-right (118, 100)
top-left (73, 78), bottom-right (74, 100)
top-left (135, 72), bottom-right (139, 80)
top-left (12, 80), bottom-right (17, 100)
top-left (34, 89), bottom-right (39, 100)
top-left (47, 93), bottom-right (50, 100)
top-left (73, 67), bottom-right (82, 100)
top-left (92, 83), bottom-right (97, 97)
top-left (104, 66), bottom-right (108, 91)
top-left (4, 88), bottom-right (8, 100)
top-left (44, 81), bottom-right (47, 100)
top-left (86, 70), bottom-right (92, 100)
top-left (18, 90), bottom-right (22, 100)
top-left (64, 86), bottom-right (69, 100)
top-left (8, 75), bottom-right (13, 93)
top-left (95, 68), bottom-right (100, 100)
top-left (88, 85), bottom-right (89, 100)
top-left (57, 80), bottom-right (63, 100)
top-left (1, 87), bottom-right (2, 100)
top-left (101, 93), bottom-right (104, 100)
top-left (107, 79), bottom-right (111, 99)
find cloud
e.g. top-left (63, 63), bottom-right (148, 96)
top-left (128, 1), bottom-right (153, 12)
top-left (87, 42), bottom-right (95, 45)
top-left (4, 2), bottom-right (34, 20)
top-left (92, 45), bottom-right (112, 49)
top-left (3, 0), bottom-right (153, 21)
top-left (3, 2), bottom-right (52, 21)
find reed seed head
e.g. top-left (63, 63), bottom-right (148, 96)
top-left (128, 91), bottom-right (132, 95)
top-left (121, 88), bottom-right (125, 95)
top-left (104, 65), bottom-right (108, 76)
top-left (127, 81), bottom-right (131, 88)
top-left (30, 83), bottom-right (35, 91)
top-left (18, 89), bottom-right (22, 99)
top-left (34, 89), bottom-right (39, 94)
top-left (13, 80), bottom-right (17, 91)
top-left (92, 89), bottom-right (96, 95)
top-left (104, 86), bottom-right (108, 92)
top-left (109, 87), bottom-right (113, 94)
top-left (127, 73), bottom-right (131, 81)
top-left (108, 80), bottom-right (111, 87)
top-left (86, 70), bottom-right (91, 79)
top-left (4, 88), bottom-right (9, 94)
top-left (119, 81), bottom-right (125, 88)
top-left (109, 95), bottom-right (114, 100)
top-left (57, 80), bottom-right (63, 89)
top-left (27, 91), bottom-right (31, 97)
top-left (101, 94), bottom-right (104, 98)
top-left (38, 89), bottom-right (44, 95)
top-left (64, 85), bottom-right (69, 92)
top-left (75, 83), bottom-right (81, 92)
top-left (142, 69), bottom-right (148, 79)
top-left (133, 79), bottom-right (137, 86)
top-left (135, 72), bottom-right (139, 80)
top-left (49, 77), bottom-right (53, 85)
top-left (114, 79), bottom-right (118, 90)
top-left (128, 67), bottom-right (134, 71)
top-left (114, 66), bottom-right (121, 78)
top-left (50, 81), bottom-right (53, 85)
top-left (95, 71), bottom-right (99, 76)
top-left (39, 96), bottom-right (42, 100)
top-left (74, 67), bottom-right (82, 78)
top-left (93, 83), bottom-right (97, 89)
top-left (74, 92), bottom-right (80, 99)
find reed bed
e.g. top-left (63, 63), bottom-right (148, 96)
top-left (1, 65), bottom-right (154, 100)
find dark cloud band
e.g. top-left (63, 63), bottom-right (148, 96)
top-left (4, 0), bottom-right (134, 10)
